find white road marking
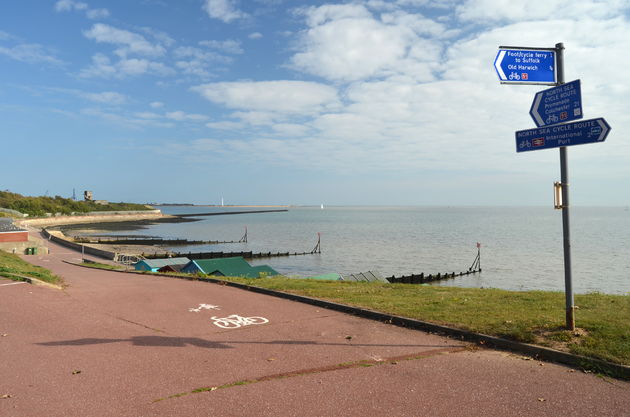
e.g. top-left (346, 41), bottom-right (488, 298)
top-left (189, 304), bottom-right (220, 313)
top-left (0, 282), bottom-right (26, 287)
top-left (210, 314), bottom-right (269, 329)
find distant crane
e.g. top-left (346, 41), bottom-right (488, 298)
top-left (72, 188), bottom-right (77, 200)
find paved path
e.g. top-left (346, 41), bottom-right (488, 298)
top-left (1, 237), bottom-right (628, 416)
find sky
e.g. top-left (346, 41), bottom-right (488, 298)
top-left (1, 0), bottom-right (629, 206)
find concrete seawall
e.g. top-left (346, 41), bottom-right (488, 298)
top-left (42, 229), bottom-right (118, 260)
top-left (18, 210), bottom-right (166, 228)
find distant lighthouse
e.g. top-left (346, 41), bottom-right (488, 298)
top-left (221, 197), bottom-right (224, 207)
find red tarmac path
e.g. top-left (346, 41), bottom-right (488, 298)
top-left (1, 236), bottom-right (629, 416)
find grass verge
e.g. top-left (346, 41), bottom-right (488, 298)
top-left (0, 250), bottom-right (63, 286)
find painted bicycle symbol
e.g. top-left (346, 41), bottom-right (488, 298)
top-left (210, 314), bottom-right (269, 329)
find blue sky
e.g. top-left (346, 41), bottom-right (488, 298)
top-left (1, 0), bottom-right (629, 205)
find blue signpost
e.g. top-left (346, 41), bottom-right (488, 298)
top-left (529, 79), bottom-right (582, 127)
top-left (498, 42), bottom-right (613, 331)
top-left (494, 47), bottom-right (556, 85)
top-left (515, 118), bottom-right (611, 153)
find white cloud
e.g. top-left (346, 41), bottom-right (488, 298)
top-left (203, 0), bottom-right (248, 23)
top-left (119, 58), bottom-right (172, 75)
top-left (55, 0), bottom-right (109, 20)
top-left (81, 108), bottom-right (175, 129)
top-left (297, 4), bottom-right (372, 26)
top-left (248, 32), bottom-right (263, 40)
top-left (230, 111), bottom-right (280, 126)
top-left (0, 43), bottom-right (63, 65)
top-left (175, 60), bottom-right (214, 78)
top-left (173, 45), bottom-right (233, 78)
top-left (86, 8), bottom-right (110, 19)
top-left (83, 24), bottom-right (165, 57)
top-left (198, 39), bottom-right (243, 54)
top-left (82, 91), bottom-right (126, 104)
top-left (150, 101), bottom-right (164, 108)
top-left (135, 111), bottom-right (161, 119)
top-left (206, 120), bottom-right (244, 130)
top-left (290, 4), bottom-right (442, 81)
top-left (80, 53), bottom-right (174, 78)
top-left (174, 46), bottom-right (229, 62)
top-left (191, 80), bottom-right (340, 114)
top-left (456, 0), bottom-right (627, 22)
top-left (54, 0), bottom-right (87, 12)
top-left (272, 123), bottom-right (310, 137)
top-left (165, 111), bottom-right (208, 121)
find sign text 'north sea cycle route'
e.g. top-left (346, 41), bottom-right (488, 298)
top-left (515, 118), bottom-right (611, 153)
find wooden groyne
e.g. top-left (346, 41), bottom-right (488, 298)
top-left (72, 237), bottom-right (239, 246)
top-left (143, 250), bottom-right (317, 260)
top-left (387, 244), bottom-right (482, 284)
top-left (142, 232), bottom-right (320, 260)
top-left (387, 269), bottom-right (480, 284)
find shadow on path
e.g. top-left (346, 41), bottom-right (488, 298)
top-left (37, 336), bottom-right (464, 350)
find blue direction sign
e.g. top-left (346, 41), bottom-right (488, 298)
top-left (530, 79), bottom-right (582, 127)
top-left (494, 48), bottom-right (556, 84)
top-left (516, 118), bottom-right (611, 153)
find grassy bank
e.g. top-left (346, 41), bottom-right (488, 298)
top-left (218, 277), bottom-right (629, 367)
top-left (0, 190), bottom-right (152, 217)
top-left (0, 250), bottom-right (63, 286)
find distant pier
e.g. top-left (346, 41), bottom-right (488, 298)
top-left (175, 209), bottom-right (288, 218)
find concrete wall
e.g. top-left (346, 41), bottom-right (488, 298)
top-left (41, 229), bottom-right (116, 260)
top-left (20, 211), bottom-right (165, 227)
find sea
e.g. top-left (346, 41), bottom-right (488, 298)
top-left (88, 206), bottom-right (630, 295)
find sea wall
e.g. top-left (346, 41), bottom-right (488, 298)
top-left (19, 210), bottom-right (165, 227)
top-left (42, 229), bottom-right (117, 260)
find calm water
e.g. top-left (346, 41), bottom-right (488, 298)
top-left (99, 206), bottom-right (630, 294)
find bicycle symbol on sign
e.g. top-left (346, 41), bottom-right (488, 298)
top-left (546, 114), bottom-right (559, 124)
top-left (519, 139), bottom-right (531, 149)
top-left (508, 72), bottom-right (521, 81)
top-left (210, 314), bottom-right (269, 329)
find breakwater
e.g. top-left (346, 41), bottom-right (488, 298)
top-left (387, 245), bottom-right (481, 284)
top-left (175, 209), bottom-right (288, 217)
top-left (387, 269), bottom-right (481, 284)
top-left (73, 237), bottom-right (238, 246)
top-left (143, 250), bottom-right (317, 260)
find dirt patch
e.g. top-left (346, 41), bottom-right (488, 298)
top-left (534, 327), bottom-right (590, 352)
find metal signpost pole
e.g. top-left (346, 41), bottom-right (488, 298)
top-left (555, 43), bottom-right (575, 330)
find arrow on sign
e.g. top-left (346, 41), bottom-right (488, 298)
top-left (515, 118), bottom-right (611, 153)
top-left (494, 50), bottom-right (507, 80)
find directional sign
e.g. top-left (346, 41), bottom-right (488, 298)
top-left (494, 48), bottom-right (556, 85)
top-left (530, 80), bottom-right (582, 127)
top-left (515, 118), bottom-right (611, 153)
